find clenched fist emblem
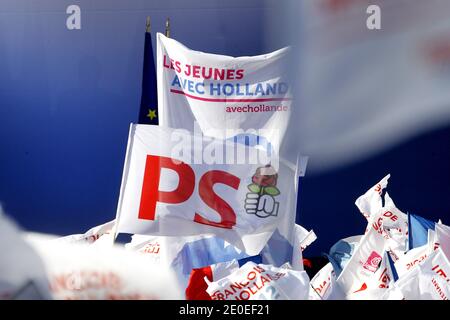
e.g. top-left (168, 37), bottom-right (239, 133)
top-left (245, 164), bottom-right (280, 218)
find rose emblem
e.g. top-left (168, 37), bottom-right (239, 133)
top-left (248, 164), bottom-right (280, 196)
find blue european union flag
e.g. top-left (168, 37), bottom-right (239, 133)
top-left (138, 22), bottom-right (158, 125)
top-left (408, 213), bottom-right (436, 250)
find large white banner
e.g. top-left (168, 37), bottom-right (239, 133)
top-left (157, 33), bottom-right (292, 153)
top-left (24, 233), bottom-right (183, 300)
top-left (0, 214), bottom-right (52, 300)
top-left (115, 124), bottom-right (297, 255)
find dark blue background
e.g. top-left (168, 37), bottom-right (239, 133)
top-left (298, 126), bottom-right (450, 256)
top-left (1, 1), bottom-right (449, 256)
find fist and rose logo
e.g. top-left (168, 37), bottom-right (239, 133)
top-left (245, 164), bottom-right (280, 218)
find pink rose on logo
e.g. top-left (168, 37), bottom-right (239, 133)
top-left (251, 164), bottom-right (278, 187)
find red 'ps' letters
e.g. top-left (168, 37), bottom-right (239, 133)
top-left (194, 170), bottom-right (240, 229)
top-left (138, 155), bottom-right (240, 229)
top-left (138, 155), bottom-right (195, 221)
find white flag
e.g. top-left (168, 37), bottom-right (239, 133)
top-left (125, 233), bottom-right (250, 289)
top-left (310, 262), bottom-right (344, 300)
top-left (115, 124), bottom-right (297, 256)
top-left (435, 223), bottom-right (450, 260)
top-left (0, 214), bottom-right (52, 300)
top-left (347, 251), bottom-right (395, 300)
top-left (157, 33), bottom-right (292, 153)
top-left (394, 245), bottom-right (430, 278)
top-left (206, 262), bottom-right (310, 300)
top-left (355, 174), bottom-right (390, 221)
top-left (24, 233), bottom-right (183, 300)
top-left (336, 225), bottom-right (387, 298)
top-left (355, 175), bottom-right (408, 260)
top-left (389, 248), bottom-right (450, 300)
top-left (53, 220), bottom-right (115, 245)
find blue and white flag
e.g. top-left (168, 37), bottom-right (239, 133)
top-left (408, 213), bottom-right (436, 250)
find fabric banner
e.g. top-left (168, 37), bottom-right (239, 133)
top-left (53, 220), bottom-right (115, 245)
top-left (435, 223), bottom-right (450, 259)
top-left (394, 245), bottom-right (430, 278)
top-left (157, 33), bottom-right (292, 153)
top-left (115, 124), bottom-right (297, 255)
top-left (310, 262), bottom-right (344, 300)
top-left (126, 222), bottom-right (314, 291)
top-left (346, 251), bottom-right (395, 300)
top-left (355, 175), bottom-right (408, 261)
top-left (0, 214), bottom-right (52, 300)
top-left (206, 262), bottom-right (310, 300)
top-left (408, 213), bottom-right (436, 250)
top-left (336, 225), bottom-right (387, 298)
top-left (126, 234), bottom-right (249, 288)
top-left (24, 233), bottom-right (183, 300)
top-left (325, 235), bottom-right (363, 277)
top-left (387, 248), bottom-right (450, 300)
top-left (355, 174), bottom-right (390, 221)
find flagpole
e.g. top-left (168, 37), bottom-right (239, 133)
top-left (146, 16), bottom-right (151, 33)
top-left (165, 17), bottom-right (170, 38)
top-left (112, 16), bottom-right (154, 246)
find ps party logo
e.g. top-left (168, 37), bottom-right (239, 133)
top-left (245, 164), bottom-right (280, 218)
top-left (362, 251), bottom-right (382, 273)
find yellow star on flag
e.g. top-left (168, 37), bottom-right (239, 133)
top-left (146, 108), bottom-right (157, 121)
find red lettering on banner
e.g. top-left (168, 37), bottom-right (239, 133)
top-left (406, 254), bottom-right (428, 270)
top-left (194, 170), bottom-right (240, 229)
top-left (210, 268), bottom-right (289, 300)
top-left (372, 217), bottom-right (383, 234)
top-left (431, 278), bottom-right (448, 300)
top-left (163, 55), bottom-right (173, 69)
top-left (374, 183), bottom-right (382, 194)
top-left (383, 211), bottom-right (398, 222)
top-left (138, 155), bottom-right (195, 221)
top-left (432, 265), bottom-right (448, 278)
top-left (174, 61), bottom-right (181, 73)
top-left (235, 69), bottom-right (244, 80)
top-left (214, 68), bottom-right (225, 80)
top-left (254, 266), bottom-right (265, 273)
top-left (50, 271), bottom-right (122, 293)
top-left (163, 56), bottom-right (182, 73)
top-left (226, 69), bottom-right (235, 79)
top-left (260, 275), bottom-right (270, 286)
top-left (224, 289), bottom-right (234, 299)
top-left (192, 65), bottom-right (201, 78)
top-left (377, 268), bottom-right (391, 288)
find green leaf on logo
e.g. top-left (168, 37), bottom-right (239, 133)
top-left (247, 183), bottom-right (261, 193)
top-left (264, 186), bottom-right (280, 196)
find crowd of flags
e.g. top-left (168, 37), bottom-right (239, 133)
top-left (1, 17), bottom-right (449, 300)
top-left (2, 173), bottom-right (448, 299)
